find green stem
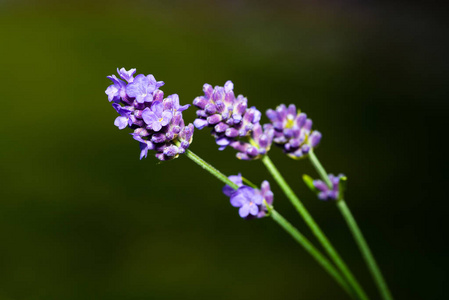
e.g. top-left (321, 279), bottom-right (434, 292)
top-left (337, 200), bottom-right (393, 300)
top-left (308, 150), bottom-right (333, 188)
top-left (184, 149), bottom-right (353, 298)
top-left (308, 151), bottom-right (393, 300)
top-left (185, 150), bottom-right (238, 190)
top-left (261, 155), bottom-right (369, 300)
top-left (270, 210), bottom-right (354, 298)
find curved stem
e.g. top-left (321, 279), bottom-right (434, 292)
top-left (308, 151), bottom-right (393, 300)
top-left (308, 150), bottom-right (333, 187)
top-left (261, 155), bottom-right (369, 300)
top-left (185, 149), bottom-right (238, 189)
top-left (337, 200), bottom-right (393, 300)
top-left (184, 149), bottom-right (353, 298)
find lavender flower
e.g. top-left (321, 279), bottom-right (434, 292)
top-left (223, 174), bottom-right (273, 219)
top-left (266, 104), bottom-right (321, 159)
top-left (142, 101), bottom-right (173, 132)
top-left (193, 81), bottom-right (274, 160)
top-left (126, 74), bottom-right (164, 104)
top-left (313, 174), bottom-right (344, 201)
top-left (192, 81), bottom-right (261, 150)
top-left (106, 68), bottom-right (194, 161)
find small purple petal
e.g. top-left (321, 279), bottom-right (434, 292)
top-left (161, 111), bottom-right (173, 126)
top-left (114, 116), bottom-right (129, 130)
top-left (239, 205), bottom-right (250, 218)
top-left (249, 203), bottom-right (259, 216)
top-left (193, 119), bottom-right (209, 129)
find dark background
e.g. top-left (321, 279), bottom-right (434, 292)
top-left (1, 0), bottom-right (447, 299)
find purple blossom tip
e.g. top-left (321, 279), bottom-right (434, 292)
top-left (192, 81), bottom-right (272, 159)
top-left (267, 104), bottom-right (322, 158)
top-left (313, 174), bottom-right (345, 201)
top-left (223, 175), bottom-right (273, 219)
top-left (105, 69), bottom-right (193, 161)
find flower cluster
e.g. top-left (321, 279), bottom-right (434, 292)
top-left (313, 174), bottom-right (344, 201)
top-left (222, 174), bottom-right (273, 219)
top-left (105, 68), bottom-right (194, 161)
top-left (193, 81), bottom-right (274, 160)
top-left (266, 104), bottom-right (322, 159)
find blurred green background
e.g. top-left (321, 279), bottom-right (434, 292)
top-left (1, 0), bottom-right (447, 299)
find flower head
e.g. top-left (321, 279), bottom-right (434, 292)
top-left (266, 104), bottom-right (321, 159)
top-left (313, 174), bottom-right (344, 201)
top-left (193, 81), bottom-right (261, 149)
top-left (106, 68), bottom-right (194, 161)
top-left (193, 81), bottom-right (273, 160)
top-left (222, 174), bottom-right (273, 219)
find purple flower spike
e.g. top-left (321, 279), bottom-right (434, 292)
top-left (105, 68), bottom-right (194, 161)
top-left (266, 104), bottom-right (321, 159)
top-left (313, 174), bottom-right (344, 201)
top-left (142, 101), bottom-right (173, 132)
top-left (223, 174), bottom-right (274, 219)
top-left (192, 81), bottom-right (272, 159)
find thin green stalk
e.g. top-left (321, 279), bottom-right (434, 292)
top-left (338, 200), bottom-right (393, 300)
top-left (308, 150), bottom-right (333, 187)
top-left (185, 150), bottom-right (239, 190)
top-left (271, 210), bottom-right (354, 298)
top-left (184, 149), bottom-right (353, 298)
top-left (308, 151), bottom-right (393, 300)
top-left (261, 155), bottom-right (369, 300)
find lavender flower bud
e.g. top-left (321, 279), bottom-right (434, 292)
top-left (193, 96), bottom-right (208, 109)
top-left (205, 103), bottom-right (217, 115)
top-left (207, 114), bottom-right (222, 125)
top-left (203, 84), bottom-right (213, 98)
top-left (309, 131), bottom-right (322, 148)
top-left (215, 122), bottom-right (229, 133)
top-left (194, 119), bottom-right (208, 129)
top-left (225, 128), bottom-right (239, 138)
top-left (313, 174), bottom-right (345, 201)
top-left (152, 133), bottom-right (166, 143)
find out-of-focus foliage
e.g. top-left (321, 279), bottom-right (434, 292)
top-left (0, 1), bottom-right (447, 299)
